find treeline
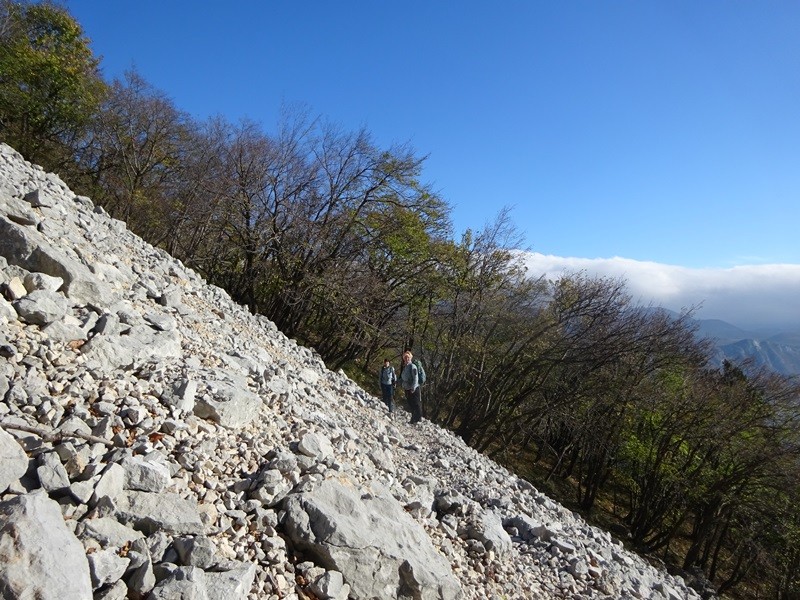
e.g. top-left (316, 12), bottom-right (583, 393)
top-left (2, 2), bottom-right (800, 597)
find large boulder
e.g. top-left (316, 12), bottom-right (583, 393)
top-left (80, 324), bottom-right (181, 371)
top-left (193, 379), bottom-right (262, 429)
top-left (12, 289), bottom-right (68, 325)
top-left (0, 427), bottom-right (28, 493)
top-left (283, 476), bottom-right (462, 600)
top-left (0, 215), bottom-right (112, 305)
top-left (205, 562), bottom-right (257, 600)
top-left (0, 491), bottom-right (93, 599)
top-left (147, 563), bottom-right (256, 600)
top-left (114, 490), bottom-right (204, 535)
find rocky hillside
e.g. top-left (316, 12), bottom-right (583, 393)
top-left (0, 142), bottom-right (709, 600)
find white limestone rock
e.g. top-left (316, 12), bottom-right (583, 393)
top-left (0, 491), bottom-right (93, 599)
top-left (283, 476), bottom-right (462, 600)
top-left (193, 379), bottom-right (261, 429)
top-left (0, 426), bottom-right (28, 493)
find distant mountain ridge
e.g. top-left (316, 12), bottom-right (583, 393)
top-left (694, 318), bottom-right (800, 377)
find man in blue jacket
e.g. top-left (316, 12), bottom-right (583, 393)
top-left (379, 358), bottom-right (396, 413)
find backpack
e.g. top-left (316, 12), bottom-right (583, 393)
top-left (413, 359), bottom-right (426, 385)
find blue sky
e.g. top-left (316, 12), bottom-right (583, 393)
top-left (66, 1), bottom-right (800, 328)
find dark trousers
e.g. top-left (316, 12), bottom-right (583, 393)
top-left (381, 383), bottom-right (394, 412)
top-left (404, 386), bottom-right (422, 423)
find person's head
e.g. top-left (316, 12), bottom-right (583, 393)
top-left (403, 351), bottom-right (412, 363)
top-left (383, 358), bottom-right (390, 366)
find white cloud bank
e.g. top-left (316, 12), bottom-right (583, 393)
top-left (518, 252), bottom-right (800, 332)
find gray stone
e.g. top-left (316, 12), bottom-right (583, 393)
top-left (193, 380), bottom-right (261, 429)
top-left (115, 490), bottom-right (204, 535)
top-left (0, 215), bottom-right (110, 305)
top-left (55, 441), bottom-right (88, 474)
top-left (298, 367), bottom-right (321, 386)
top-left (149, 566), bottom-right (209, 600)
top-left (0, 426), bottom-right (28, 493)
top-left (283, 477), bottom-right (462, 600)
top-left (266, 377), bottom-right (291, 396)
top-left (58, 414), bottom-right (93, 437)
top-left (504, 514), bottom-right (559, 542)
top-left (94, 579), bottom-right (129, 600)
top-left (121, 404), bottom-right (149, 425)
top-left (164, 378), bottom-right (197, 413)
top-left (404, 475), bottom-right (437, 517)
top-left (466, 510), bottom-right (513, 557)
top-left (5, 276), bottom-right (27, 300)
top-left (0, 375), bottom-right (9, 403)
top-left (569, 556), bottom-right (590, 578)
top-left (88, 546), bottom-right (130, 589)
top-left (297, 432), bottom-right (334, 460)
top-left (122, 454), bottom-right (172, 492)
top-left (368, 447), bottom-right (396, 472)
top-left (552, 537), bottom-right (577, 554)
top-left (81, 326), bottom-right (182, 371)
top-left (268, 450), bottom-right (298, 474)
top-left (204, 562), bottom-right (257, 600)
top-left (23, 188), bottom-right (51, 208)
top-left (65, 276), bottom-right (115, 305)
top-left (250, 468), bottom-right (292, 507)
top-left (310, 570), bottom-right (351, 600)
top-left (92, 462), bottom-right (126, 506)
top-left (92, 312), bottom-right (125, 336)
top-left (127, 552), bottom-right (157, 597)
top-left (158, 287), bottom-right (183, 308)
top-left (79, 516), bottom-right (145, 547)
top-left (126, 540), bottom-right (150, 570)
top-left (147, 530), bottom-right (173, 563)
top-left (0, 295), bottom-right (15, 321)
top-left (0, 491), bottom-right (93, 599)
top-left (69, 478), bottom-right (97, 504)
top-left (42, 316), bottom-right (87, 343)
top-left (174, 535), bottom-right (217, 569)
top-left (656, 581), bottom-right (685, 600)
top-left (0, 216), bottom-right (35, 267)
top-left (23, 271), bottom-right (63, 293)
top-left (80, 332), bottom-right (135, 369)
top-left (2, 195), bottom-right (37, 226)
top-left (144, 311), bottom-right (177, 331)
top-left (37, 451), bottom-right (71, 493)
top-left (13, 289), bottom-right (68, 325)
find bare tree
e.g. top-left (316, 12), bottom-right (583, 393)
top-left (79, 70), bottom-right (193, 238)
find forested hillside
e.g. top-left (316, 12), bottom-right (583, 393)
top-left (2, 2), bottom-right (800, 597)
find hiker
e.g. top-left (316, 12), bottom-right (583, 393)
top-left (404, 346), bottom-right (426, 415)
top-left (379, 358), bottom-right (396, 413)
top-left (400, 350), bottom-right (422, 424)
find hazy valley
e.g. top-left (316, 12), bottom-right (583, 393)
top-left (695, 318), bottom-right (800, 377)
